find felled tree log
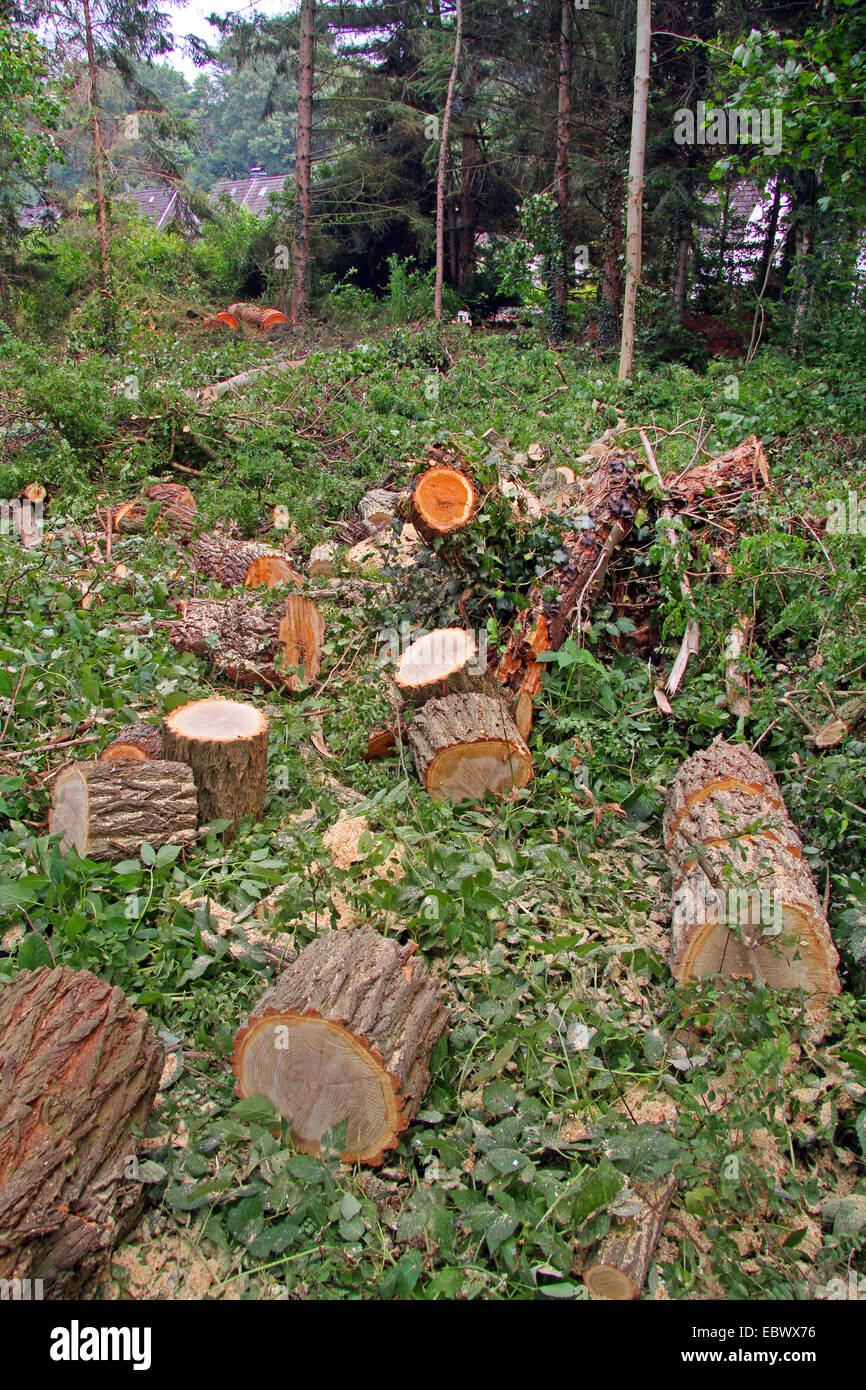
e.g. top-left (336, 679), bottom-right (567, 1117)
top-left (359, 488), bottom-right (406, 531)
top-left (0, 966), bottom-right (164, 1296)
top-left (49, 760), bottom-right (198, 861)
top-left (395, 628), bottom-right (491, 706)
top-left (307, 542), bottom-right (337, 577)
top-left (165, 593), bottom-right (323, 692)
top-left (584, 1176), bottom-right (677, 1300)
top-left (498, 455), bottom-right (641, 696)
top-left (665, 435), bottom-right (770, 512)
top-left (665, 741), bottom-right (840, 1000)
top-left (113, 481), bottom-right (197, 537)
top-left (408, 692), bottom-right (532, 801)
top-left (189, 532), bottom-right (296, 588)
top-left (232, 926), bottom-right (448, 1165)
top-left (226, 302), bottom-right (288, 331)
top-left (243, 554), bottom-right (303, 590)
top-left (162, 697), bottom-right (268, 826)
top-left (98, 722), bottom-right (164, 762)
top-left (411, 466), bottom-right (476, 542)
top-left (278, 594), bottom-right (326, 690)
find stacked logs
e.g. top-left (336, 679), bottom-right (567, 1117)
top-left (664, 741), bottom-right (840, 1003)
top-left (50, 697), bottom-right (269, 858)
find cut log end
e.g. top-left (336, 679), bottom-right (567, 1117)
top-left (411, 466), bottom-right (476, 541)
top-left (243, 555), bottom-right (303, 590)
top-left (583, 1265), bottom-right (641, 1300)
top-left (277, 595), bottom-right (325, 691)
top-left (232, 1010), bottom-right (405, 1165)
top-left (164, 698), bottom-right (267, 743)
top-left (396, 628), bottom-right (484, 704)
top-left (162, 698), bottom-right (269, 828)
top-left (408, 692), bottom-right (532, 802)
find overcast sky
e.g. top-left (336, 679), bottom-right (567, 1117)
top-left (164, 1), bottom-right (297, 78)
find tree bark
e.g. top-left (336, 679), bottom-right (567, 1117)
top-left (162, 697), bottom-right (268, 827)
top-left (618, 0), bottom-right (651, 382)
top-left (434, 0), bottom-right (463, 321)
top-left (0, 965), bottom-right (164, 1296)
top-left (290, 0), bottom-right (316, 325)
top-left (408, 691), bottom-right (532, 801)
top-left (165, 593), bottom-right (323, 692)
top-left (232, 926), bottom-right (448, 1165)
top-left (98, 722), bottom-right (163, 762)
top-left (673, 220), bottom-right (690, 323)
top-left (664, 741), bottom-right (840, 1003)
top-left (555, 0), bottom-right (574, 311)
top-left (458, 56), bottom-right (480, 295)
top-left (189, 532), bottom-right (296, 588)
top-left (49, 760), bottom-right (198, 861)
top-left (584, 1175), bottom-right (677, 1299)
top-left (82, 0), bottom-right (113, 348)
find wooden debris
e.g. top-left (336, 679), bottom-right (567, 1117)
top-left (411, 465), bottom-right (476, 542)
top-left (49, 760), bottom-right (198, 861)
top-left (724, 615), bottom-right (753, 718)
top-left (499, 455), bottom-right (641, 695)
top-left (408, 691), bottom-right (532, 801)
top-left (278, 594), bottom-right (326, 690)
top-left (98, 722), bottom-right (164, 762)
top-left (307, 542), bottom-right (337, 578)
top-left (114, 482), bottom-right (197, 536)
top-left (162, 698), bottom-right (269, 828)
top-left (0, 965), bottom-right (164, 1296)
top-left (165, 593), bottom-right (323, 692)
top-left (584, 1176), bottom-right (677, 1300)
top-left (232, 926), bottom-right (448, 1165)
top-left (395, 628), bottom-right (490, 705)
top-left (190, 532), bottom-right (294, 587)
top-left (664, 741), bottom-right (840, 1001)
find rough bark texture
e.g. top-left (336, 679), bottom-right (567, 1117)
top-left (291, 0), bottom-right (315, 323)
top-left (49, 760), bottom-right (198, 861)
top-left (359, 489), bottom-right (406, 531)
top-left (408, 692), bottom-right (532, 801)
top-left (411, 466), bottom-right (477, 542)
top-left (555, 0), bottom-right (573, 310)
top-left (189, 532), bottom-right (293, 587)
top-left (232, 926), bottom-right (448, 1164)
top-left (0, 966), bottom-right (164, 1296)
top-left (499, 455), bottom-right (641, 695)
top-left (98, 722), bottom-right (164, 762)
top-left (162, 698), bottom-right (268, 828)
top-left (665, 740), bottom-right (839, 1001)
top-left (584, 1176), bottom-right (677, 1300)
top-left (165, 593), bottom-right (317, 691)
top-left (665, 436), bottom-right (770, 511)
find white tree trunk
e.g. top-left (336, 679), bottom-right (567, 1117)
top-left (617, 0), bottom-right (651, 382)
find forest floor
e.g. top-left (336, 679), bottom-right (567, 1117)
top-left (1, 320), bottom-right (865, 1300)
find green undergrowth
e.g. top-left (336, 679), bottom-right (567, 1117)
top-left (0, 323), bottom-right (865, 1300)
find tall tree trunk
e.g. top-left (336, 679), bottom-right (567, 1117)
top-left (673, 220), bottom-right (690, 322)
top-left (82, 0), bottom-right (113, 348)
top-left (754, 177), bottom-right (782, 296)
top-left (618, 0), bottom-right (651, 382)
top-left (458, 60), bottom-right (480, 294)
top-left (447, 199), bottom-right (459, 285)
top-left (291, 0), bottom-right (315, 325)
top-left (434, 0), bottom-right (463, 321)
top-left (554, 0), bottom-right (573, 311)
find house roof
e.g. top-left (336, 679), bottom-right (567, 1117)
top-left (124, 185), bottom-right (182, 229)
top-left (211, 173), bottom-right (288, 213)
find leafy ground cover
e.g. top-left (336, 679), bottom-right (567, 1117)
top-left (1, 323), bottom-right (865, 1300)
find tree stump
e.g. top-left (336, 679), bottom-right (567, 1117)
top-left (408, 692), bottom-right (532, 801)
top-left (0, 965), bottom-right (164, 1296)
top-left (162, 697), bottom-right (268, 827)
top-left (395, 628), bottom-right (490, 705)
top-left (49, 760), bottom-right (198, 861)
top-left (583, 1176), bottom-right (677, 1300)
top-left (411, 466), bottom-right (476, 542)
top-left (665, 741), bottom-right (839, 1000)
top-left (232, 926), bottom-right (448, 1165)
top-left (98, 722), bottom-right (163, 762)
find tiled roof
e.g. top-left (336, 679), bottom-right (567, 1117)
top-left (211, 173), bottom-right (288, 213)
top-left (124, 185), bottom-right (182, 228)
